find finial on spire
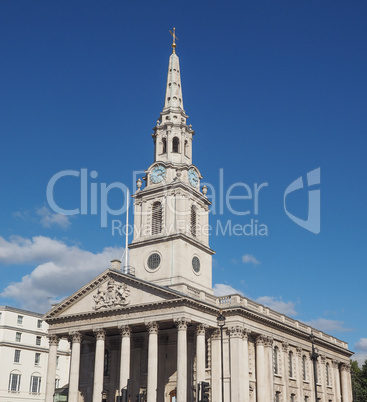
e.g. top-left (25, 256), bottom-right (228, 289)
top-left (169, 27), bottom-right (178, 53)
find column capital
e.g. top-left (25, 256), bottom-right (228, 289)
top-left (211, 328), bottom-right (221, 340)
top-left (332, 359), bottom-right (340, 369)
top-left (282, 342), bottom-right (289, 352)
top-left (47, 334), bottom-right (59, 346)
top-left (94, 328), bottom-right (106, 340)
top-left (69, 331), bottom-right (82, 343)
top-left (320, 355), bottom-right (326, 364)
top-left (119, 325), bottom-right (131, 337)
top-left (228, 326), bottom-right (243, 338)
top-left (196, 323), bottom-right (207, 336)
top-left (255, 334), bottom-right (266, 346)
top-left (175, 318), bottom-right (190, 331)
top-left (264, 336), bottom-right (273, 348)
top-left (147, 321), bottom-right (159, 334)
top-left (242, 328), bottom-right (251, 340)
top-left (296, 346), bottom-right (303, 357)
top-left (340, 363), bottom-right (351, 373)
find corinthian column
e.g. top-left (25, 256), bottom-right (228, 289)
top-left (255, 335), bottom-right (266, 402)
top-left (68, 332), bottom-right (82, 402)
top-left (92, 329), bottom-right (106, 402)
top-left (119, 325), bottom-right (131, 393)
top-left (196, 324), bottom-right (207, 384)
top-left (242, 329), bottom-right (250, 402)
top-left (282, 342), bottom-right (289, 402)
top-left (45, 334), bottom-right (59, 402)
top-left (340, 363), bottom-right (352, 402)
top-left (147, 322), bottom-right (158, 402)
top-left (175, 318), bottom-right (189, 402)
top-left (211, 329), bottom-right (221, 402)
top-left (332, 360), bottom-right (341, 402)
top-left (296, 347), bottom-right (303, 402)
top-left (229, 326), bottom-right (243, 402)
top-left (264, 336), bottom-right (274, 402)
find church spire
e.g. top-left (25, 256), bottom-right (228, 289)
top-left (163, 28), bottom-right (184, 112)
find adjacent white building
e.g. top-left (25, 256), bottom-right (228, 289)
top-left (0, 306), bottom-right (70, 402)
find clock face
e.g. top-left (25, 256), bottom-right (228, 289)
top-left (151, 165), bottom-right (166, 184)
top-left (188, 168), bottom-right (198, 187)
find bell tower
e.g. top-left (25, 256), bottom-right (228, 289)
top-left (129, 30), bottom-right (215, 294)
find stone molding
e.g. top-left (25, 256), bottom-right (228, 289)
top-left (196, 323), bottom-right (207, 336)
top-left (211, 329), bottom-right (221, 340)
top-left (47, 334), bottom-right (59, 346)
top-left (69, 331), bottom-right (82, 343)
top-left (119, 325), bottom-right (131, 337)
top-left (147, 321), bottom-right (159, 334)
top-left (175, 318), bottom-right (190, 331)
top-left (94, 328), bottom-right (106, 340)
top-left (228, 326), bottom-right (243, 338)
top-left (340, 363), bottom-right (351, 372)
top-left (94, 278), bottom-right (130, 311)
top-left (264, 336), bottom-right (274, 348)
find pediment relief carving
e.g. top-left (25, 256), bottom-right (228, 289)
top-left (94, 278), bottom-right (130, 310)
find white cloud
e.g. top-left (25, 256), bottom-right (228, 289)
top-left (213, 283), bottom-right (244, 297)
top-left (242, 254), bottom-right (260, 265)
top-left (0, 235), bottom-right (122, 312)
top-left (304, 318), bottom-right (352, 333)
top-left (256, 296), bottom-right (297, 316)
top-left (36, 206), bottom-right (71, 229)
top-left (355, 338), bottom-right (367, 352)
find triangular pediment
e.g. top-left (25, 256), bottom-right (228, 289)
top-left (44, 269), bottom-right (184, 320)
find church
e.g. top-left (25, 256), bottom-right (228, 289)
top-left (43, 33), bottom-right (353, 402)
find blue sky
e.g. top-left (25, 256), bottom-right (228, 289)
top-left (0, 1), bottom-right (366, 356)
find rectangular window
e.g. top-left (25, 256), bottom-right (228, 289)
top-left (8, 373), bottom-right (21, 391)
top-left (30, 376), bottom-right (41, 393)
top-left (0, 312), bottom-right (2, 321)
top-left (36, 336), bottom-right (41, 346)
top-left (35, 352), bottom-right (41, 365)
top-left (17, 315), bottom-right (23, 325)
top-left (37, 319), bottom-right (42, 329)
top-left (14, 350), bottom-right (21, 363)
top-left (55, 378), bottom-right (60, 388)
top-left (56, 356), bottom-right (60, 368)
top-left (15, 332), bottom-right (21, 342)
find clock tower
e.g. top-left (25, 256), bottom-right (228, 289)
top-left (129, 32), bottom-right (214, 294)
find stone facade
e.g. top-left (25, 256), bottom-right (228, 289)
top-left (0, 306), bottom-right (70, 402)
top-left (43, 39), bottom-right (353, 402)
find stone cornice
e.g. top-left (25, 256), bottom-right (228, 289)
top-left (129, 232), bottom-right (215, 255)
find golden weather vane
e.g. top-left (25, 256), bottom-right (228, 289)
top-left (169, 27), bottom-right (178, 53)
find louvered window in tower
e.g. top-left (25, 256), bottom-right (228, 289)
top-left (191, 205), bottom-right (197, 237)
top-left (152, 202), bottom-right (162, 235)
top-left (172, 137), bottom-right (180, 153)
top-left (162, 138), bottom-right (167, 154)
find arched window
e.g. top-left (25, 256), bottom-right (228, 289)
top-left (289, 351), bottom-right (294, 377)
top-left (275, 391), bottom-right (280, 402)
top-left (162, 138), bottom-right (167, 154)
top-left (191, 205), bottom-right (197, 237)
top-left (274, 346), bottom-right (279, 374)
top-left (172, 137), bottom-right (180, 153)
top-left (326, 362), bottom-right (330, 386)
top-left (30, 373), bottom-right (42, 393)
top-left (152, 202), bottom-right (162, 235)
top-left (8, 370), bottom-right (21, 391)
top-left (302, 355), bottom-right (307, 381)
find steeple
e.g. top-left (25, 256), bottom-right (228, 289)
top-left (163, 37), bottom-right (184, 112)
top-left (129, 31), bottom-right (215, 295)
top-left (152, 28), bottom-right (194, 165)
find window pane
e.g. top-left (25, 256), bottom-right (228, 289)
top-left (15, 332), bottom-right (21, 342)
top-left (37, 319), bottom-right (42, 328)
top-left (30, 376), bottom-right (41, 393)
top-left (36, 336), bottom-right (41, 346)
top-left (14, 350), bottom-right (21, 363)
top-left (35, 353), bottom-right (41, 365)
top-left (17, 315), bottom-right (23, 325)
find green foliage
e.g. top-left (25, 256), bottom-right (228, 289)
top-left (351, 359), bottom-right (367, 401)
